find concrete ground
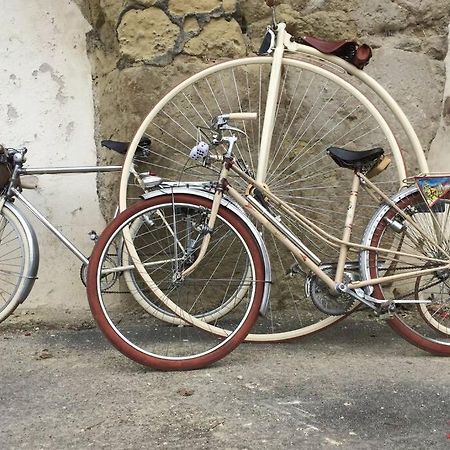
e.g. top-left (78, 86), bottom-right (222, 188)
top-left (1, 311), bottom-right (449, 449)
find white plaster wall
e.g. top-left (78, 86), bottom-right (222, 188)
top-left (0, 0), bottom-right (104, 314)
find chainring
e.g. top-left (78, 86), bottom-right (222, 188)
top-left (80, 254), bottom-right (121, 292)
top-left (308, 267), bottom-right (358, 316)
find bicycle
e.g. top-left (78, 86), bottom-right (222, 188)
top-left (0, 144), bottom-right (124, 322)
top-left (115, 1), bottom-right (432, 341)
top-left (87, 111), bottom-right (450, 371)
top-left (0, 143), bottom-right (268, 370)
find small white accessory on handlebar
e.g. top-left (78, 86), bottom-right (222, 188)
top-left (189, 141), bottom-right (210, 160)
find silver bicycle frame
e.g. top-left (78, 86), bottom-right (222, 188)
top-left (4, 164), bottom-right (123, 266)
top-left (21, 165), bottom-right (122, 175)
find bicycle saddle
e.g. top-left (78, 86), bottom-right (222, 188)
top-left (327, 147), bottom-right (384, 170)
top-left (101, 137), bottom-right (151, 155)
top-left (300, 36), bottom-right (372, 69)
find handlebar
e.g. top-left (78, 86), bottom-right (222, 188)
top-left (225, 113), bottom-right (258, 121)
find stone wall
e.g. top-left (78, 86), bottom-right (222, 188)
top-left (77, 1), bottom-right (449, 180)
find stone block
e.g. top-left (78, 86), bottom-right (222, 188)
top-left (184, 16), bottom-right (200, 34)
top-left (184, 18), bottom-right (246, 58)
top-left (117, 7), bottom-right (179, 62)
top-left (169, 0), bottom-right (221, 16)
top-left (367, 47), bottom-right (444, 167)
top-left (223, 0), bottom-right (237, 14)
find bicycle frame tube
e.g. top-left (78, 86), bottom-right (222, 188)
top-left (10, 188), bottom-right (89, 265)
top-left (218, 162), bottom-right (450, 292)
top-left (226, 184), bottom-right (337, 291)
top-left (230, 162), bottom-right (448, 265)
top-left (21, 165), bottom-right (122, 175)
top-left (256, 22), bottom-right (287, 183)
top-left (335, 172), bottom-right (360, 283)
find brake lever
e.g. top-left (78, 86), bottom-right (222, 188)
top-left (219, 124), bottom-right (248, 137)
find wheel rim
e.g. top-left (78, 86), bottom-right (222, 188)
top-left (0, 208), bottom-right (27, 318)
top-left (88, 195), bottom-right (264, 367)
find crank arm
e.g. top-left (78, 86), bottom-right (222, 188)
top-left (337, 283), bottom-right (378, 311)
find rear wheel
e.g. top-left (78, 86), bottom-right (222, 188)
top-left (361, 188), bottom-right (450, 355)
top-left (86, 193), bottom-right (265, 370)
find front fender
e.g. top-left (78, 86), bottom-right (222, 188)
top-left (2, 201), bottom-right (39, 303)
top-left (142, 185), bottom-right (272, 316)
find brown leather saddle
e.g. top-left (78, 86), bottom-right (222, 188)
top-left (301, 36), bottom-right (372, 69)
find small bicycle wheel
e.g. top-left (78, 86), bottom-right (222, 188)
top-left (119, 56), bottom-right (407, 341)
top-left (86, 193), bottom-right (265, 370)
top-left (0, 203), bottom-right (36, 323)
top-left (361, 188), bottom-right (450, 355)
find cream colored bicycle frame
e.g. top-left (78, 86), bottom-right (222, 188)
top-left (191, 160), bottom-right (450, 294)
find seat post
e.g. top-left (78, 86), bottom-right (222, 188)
top-left (335, 171), bottom-right (361, 284)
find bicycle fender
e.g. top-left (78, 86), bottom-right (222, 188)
top-left (3, 201), bottom-right (40, 303)
top-left (142, 186), bottom-right (272, 316)
top-left (359, 186), bottom-right (418, 283)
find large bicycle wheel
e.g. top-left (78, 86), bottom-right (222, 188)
top-left (361, 188), bottom-right (450, 355)
top-left (86, 193), bottom-right (265, 370)
top-left (119, 56), bottom-right (407, 341)
top-left (0, 203), bottom-right (37, 323)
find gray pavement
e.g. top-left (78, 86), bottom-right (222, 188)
top-left (1, 313), bottom-right (449, 449)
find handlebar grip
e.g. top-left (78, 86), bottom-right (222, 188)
top-left (227, 113), bottom-right (258, 121)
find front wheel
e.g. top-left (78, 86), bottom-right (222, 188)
top-left (0, 203), bottom-right (37, 323)
top-left (360, 188), bottom-right (450, 355)
top-left (86, 193), bottom-right (266, 370)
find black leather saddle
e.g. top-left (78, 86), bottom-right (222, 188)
top-left (101, 137), bottom-right (151, 155)
top-left (327, 147), bottom-right (384, 170)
